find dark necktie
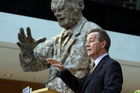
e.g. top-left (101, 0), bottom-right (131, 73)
top-left (90, 62), bottom-right (95, 74)
top-left (62, 32), bottom-right (72, 47)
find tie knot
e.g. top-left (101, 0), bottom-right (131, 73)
top-left (62, 31), bottom-right (72, 38)
top-left (91, 62), bottom-right (95, 68)
top-left (67, 32), bottom-right (73, 37)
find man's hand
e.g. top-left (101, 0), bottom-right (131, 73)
top-left (17, 27), bottom-right (46, 56)
top-left (47, 58), bottom-right (65, 71)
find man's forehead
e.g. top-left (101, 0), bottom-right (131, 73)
top-left (51, 0), bottom-right (68, 7)
top-left (88, 32), bottom-right (99, 37)
top-left (51, 0), bottom-right (78, 5)
top-left (52, 0), bottom-right (64, 3)
top-left (51, 0), bottom-right (71, 3)
top-left (51, 2), bottom-right (63, 9)
top-left (87, 32), bottom-right (99, 39)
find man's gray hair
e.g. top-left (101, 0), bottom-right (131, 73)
top-left (51, 0), bottom-right (84, 10)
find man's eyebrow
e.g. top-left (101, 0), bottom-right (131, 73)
top-left (86, 38), bottom-right (93, 42)
top-left (89, 37), bottom-right (94, 40)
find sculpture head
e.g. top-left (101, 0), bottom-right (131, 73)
top-left (51, 0), bottom-right (85, 29)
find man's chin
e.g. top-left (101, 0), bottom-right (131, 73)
top-left (87, 53), bottom-right (92, 57)
top-left (59, 24), bottom-right (70, 29)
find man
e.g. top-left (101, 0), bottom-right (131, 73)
top-left (17, 0), bottom-right (101, 93)
top-left (47, 29), bottom-right (123, 93)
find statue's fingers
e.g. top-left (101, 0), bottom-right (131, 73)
top-left (20, 28), bottom-right (26, 40)
top-left (36, 37), bottom-right (46, 44)
top-left (26, 27), bottom-right (33, 41)
top-left (16, 42), bottom-right (23, 50)
top-left (18, 33), bottom-right (24, 43)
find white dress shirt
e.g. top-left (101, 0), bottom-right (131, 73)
top-left (92, 53), bottom-right (108, 69)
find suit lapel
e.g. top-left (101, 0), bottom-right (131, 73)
top-left (63, 17), bottom-right (87, 54)
top-left (81, 56), bottom-right (109, 92)
top-left (61, 36), bottom-right (76, 63)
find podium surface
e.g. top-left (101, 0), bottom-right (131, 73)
top-left (32, 87), bottom-right (60, 93)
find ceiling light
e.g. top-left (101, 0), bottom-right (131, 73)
top-left (4, 73), bottom-right (13, 77)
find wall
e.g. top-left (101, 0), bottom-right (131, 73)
top-left (0, 79), bottom-right (42, 93)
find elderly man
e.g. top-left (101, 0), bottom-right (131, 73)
top-left (17, 0), bottom-right (101, 93)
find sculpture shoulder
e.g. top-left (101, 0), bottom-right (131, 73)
top-left (82, 21), bottom-right (102, 33)
top-left (85, 21), bottom-right (101, 28)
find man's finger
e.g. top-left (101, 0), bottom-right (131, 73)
top-left (47, 58), bottom-right (60, 64)
top-left (36, 37), bottom-right (46, 44)
top-left (54, 64), bottom-right (64, 71)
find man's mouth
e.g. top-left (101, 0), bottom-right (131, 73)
top-left (57, 17), bottom-right (65, 21)
top-left (86, 49), bottom-right (91, 52)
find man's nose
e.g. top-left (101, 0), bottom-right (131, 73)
top-left (85, 42), bottom-right (89, 47)
top-left (54, 10), bottom-right (62, 16)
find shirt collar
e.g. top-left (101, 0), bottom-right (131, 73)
top-left (93, 53), bottom-right (108, 67)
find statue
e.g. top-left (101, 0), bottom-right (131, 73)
top-left (17, 0), bottom-right (102, 93)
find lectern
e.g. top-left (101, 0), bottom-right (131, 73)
top-left (32, 87), bottom-right (60, 93)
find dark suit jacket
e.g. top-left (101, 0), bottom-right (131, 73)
top-left (59, 55), bottom-right (123, 93)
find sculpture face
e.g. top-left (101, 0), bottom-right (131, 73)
top-left (51, 0), bottom-right (82, 29)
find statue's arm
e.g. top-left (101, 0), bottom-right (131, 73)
top-left (19, 40), bottom-right (54, 72)
top-left (17, 27), bottom-right (54, 72)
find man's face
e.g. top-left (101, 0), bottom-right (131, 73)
top-left (86, 32), bottom-right (102, 59)
top-left (51, 0), bottom-right (81, 29)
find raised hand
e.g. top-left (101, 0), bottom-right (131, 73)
top-left (47, 58), bottom-right (65, 71)
top-left (17, 27), bottom-right (46, 56)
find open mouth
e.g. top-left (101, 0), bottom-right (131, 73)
top-left (86, 49), bottom-right (91, 52)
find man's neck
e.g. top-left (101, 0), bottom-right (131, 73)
top-left (92, 50), bottom-right (108, 60)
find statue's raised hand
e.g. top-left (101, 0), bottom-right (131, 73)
top-left (17, 27), bottom-right (46, 56)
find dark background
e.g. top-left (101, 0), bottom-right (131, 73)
top-left (0, 0), bottom-right (139, 36)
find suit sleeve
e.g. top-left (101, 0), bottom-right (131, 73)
top-left (59, 69), bottom-right (87, 93)
top-left (102, 61), bottom-right (123, 93)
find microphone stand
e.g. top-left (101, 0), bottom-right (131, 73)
top-left (39, 71), bottom-right (61, 88)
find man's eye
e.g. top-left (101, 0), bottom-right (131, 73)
top-left (51, 8), bottom-right (55, 12)
top-left (89, 40), bottom-right (94, 42)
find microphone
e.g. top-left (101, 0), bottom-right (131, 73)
top-left (40, 71), bottom-right (61, 88)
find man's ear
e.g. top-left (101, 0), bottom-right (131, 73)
top-left (78, 0), bottom-right (84, 10)
top-left (101, 40), bottom-right (106, 48)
